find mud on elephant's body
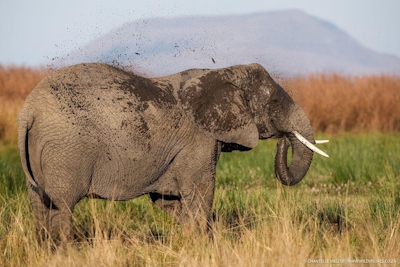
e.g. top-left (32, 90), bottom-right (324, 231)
top-left (18, 63), bottom-right (327, 241)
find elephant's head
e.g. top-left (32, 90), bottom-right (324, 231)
top-left (178, 63), bottom-right (328, 186)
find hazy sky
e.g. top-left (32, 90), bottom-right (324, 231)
top-left (1, 0), bottom-right (399, 66)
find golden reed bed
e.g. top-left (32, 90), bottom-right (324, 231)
top-left (1, 64), bottom-right (399, 141)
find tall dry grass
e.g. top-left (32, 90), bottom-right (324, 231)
top-left (284, 73), bottom-right (400, 133)
top-left (0, 65), bottom-right (47, 142)
top-left (2, 175), bottom-right (399, 266)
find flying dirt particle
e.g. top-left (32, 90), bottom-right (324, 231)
top-left (135, 52), bottom-right (140, 55)
top-left (212, 58), bottom-right (216, 64)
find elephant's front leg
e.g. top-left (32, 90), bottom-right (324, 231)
top-left (150, 140), bottom-right (220, 233)
top-left (178, 172), bottom-right (216, 233)
top-left (179, 140), bottom-right (221, 233)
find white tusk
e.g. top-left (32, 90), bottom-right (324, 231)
top-left (292, 131), bottom-right (329, 158)
top-left (315, 140), bottom-right (329, 144)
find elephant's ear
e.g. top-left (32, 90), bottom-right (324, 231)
top-left (178, 69), bottom-right (259, 148)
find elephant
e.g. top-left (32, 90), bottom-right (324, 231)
top-left (17, 63), bottom-right (328, 241)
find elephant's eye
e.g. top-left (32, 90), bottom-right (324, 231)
top-left (270, 98), bottom-right (279, 104)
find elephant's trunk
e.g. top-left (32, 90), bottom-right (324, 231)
top-left (275, 132), bottom-right (314, 186)
top-left (274, 104), bottom-right (315, 186)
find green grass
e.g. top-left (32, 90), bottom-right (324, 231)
top-left (0, 134), bottom-right (399, 266)
top-left (218, 133), bottom-right (400, 191)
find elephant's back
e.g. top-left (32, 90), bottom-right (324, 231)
top-left (47, 63), bottom-right (132, 86)
top-left (28, 63), bottom-right (176, 111)
top-left (22, 62), bottom-right (182, 152)
top-left (25, 63), bottom-right (131, 107)
top-left (29, 63), bottom-right (132, 98)
top-left (25, 63), bottom-right (174, 119)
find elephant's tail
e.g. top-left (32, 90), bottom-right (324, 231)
top-left (17, 105), bottom-right (39, 188)
top-left (18, 105), bottom-right (56, 209)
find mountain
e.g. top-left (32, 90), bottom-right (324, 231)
top-left (58, 10), bottom-right (400, 77)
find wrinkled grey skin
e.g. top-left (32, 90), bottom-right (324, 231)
top-left (18, 63), bottom-right (314, 241)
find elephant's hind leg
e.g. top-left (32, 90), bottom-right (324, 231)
top-left (32, 141), bottom-right (95, 242)
top-left (28, 185), bottom-right (51, 242)
top-left (28, 185), bottom-right (73, 243)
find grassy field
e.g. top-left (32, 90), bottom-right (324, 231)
top-left (0, 65), bottom-right (399, 266)
top-left (1, 133), bottom-right (399, 266)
